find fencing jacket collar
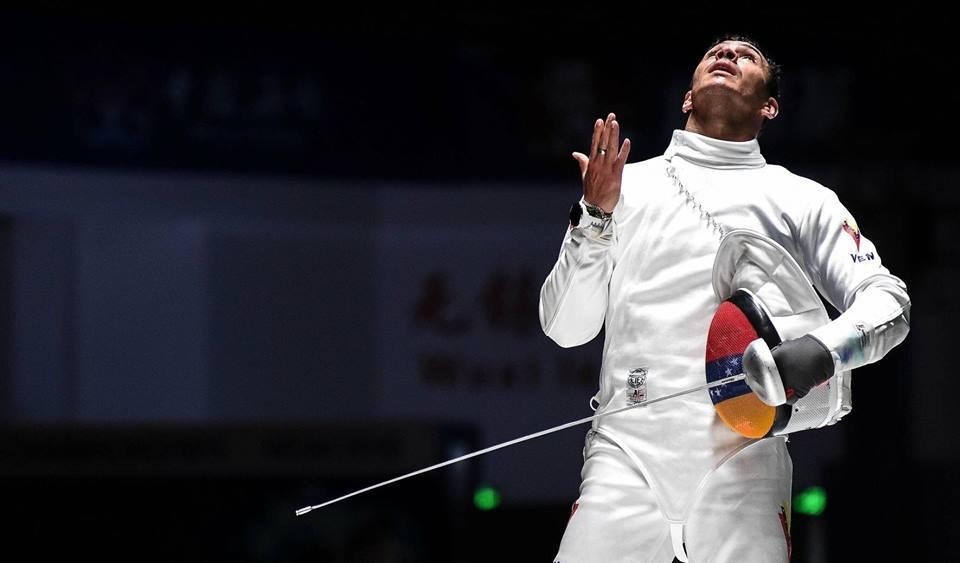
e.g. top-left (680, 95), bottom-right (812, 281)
top-left (664, 129), bottom-right (766, 170)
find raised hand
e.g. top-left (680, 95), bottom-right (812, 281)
top-left (572, 112), bottom-right (631, 214)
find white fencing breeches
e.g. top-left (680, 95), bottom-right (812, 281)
top-left (552, 430), bottom-right (793, 563)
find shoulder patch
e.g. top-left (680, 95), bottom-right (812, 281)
top-left (842, 217), bottom-right (861, 251)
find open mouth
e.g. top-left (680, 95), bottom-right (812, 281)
top-left (709, 62), bottom-right (737, 76)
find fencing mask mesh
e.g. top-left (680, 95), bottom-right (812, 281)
top-left (705, 289), bottom-right (790, 438)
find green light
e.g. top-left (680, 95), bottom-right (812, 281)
top-left (473, 486), bottom-right (502, 511)
top-left (794, 486), bottom-right (827, 516)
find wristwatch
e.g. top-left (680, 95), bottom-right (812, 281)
top-left (569, 199), bottom-right (613, 231)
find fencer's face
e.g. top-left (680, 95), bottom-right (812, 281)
top-left (682, 40), bottom-right (775, 116)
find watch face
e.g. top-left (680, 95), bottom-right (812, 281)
top-left (569, 202), bottom-right (583, 226)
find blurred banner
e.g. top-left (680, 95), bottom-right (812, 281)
top-left (0, 165), bottom-right (600, 503)
top-left (374, 188), bottom-right (604, 501)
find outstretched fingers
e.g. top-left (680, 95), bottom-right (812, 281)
top-left (594, 113), bottom-right (615, 160)
top-left (614, 138), bottom-right (632, 175)
top-left (607, 117), bottom-right (620, 161)
top-left (588, 118), bottom-right (603, 159)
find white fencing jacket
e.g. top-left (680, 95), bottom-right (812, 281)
top-left (539, 129), bottom-right (911, 520)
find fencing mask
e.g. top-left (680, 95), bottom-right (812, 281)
top-left (705, 229), bottom-right (853, 438)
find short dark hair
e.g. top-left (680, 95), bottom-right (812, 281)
top-left (703, 33), bottom-right (782, 101)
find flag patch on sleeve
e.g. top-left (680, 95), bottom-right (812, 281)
top-left (842, 217), bottom-right (861, 250)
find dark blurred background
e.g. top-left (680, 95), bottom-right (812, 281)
top-left (0, 7), bottom-right (954, 562)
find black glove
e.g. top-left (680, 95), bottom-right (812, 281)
top-left (771, 334), bottom-right (836, 404)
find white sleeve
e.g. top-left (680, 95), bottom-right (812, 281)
top-left (798, 189), bottom-right (911, 372)
top-left (538, 199), bottom-right (616, 348)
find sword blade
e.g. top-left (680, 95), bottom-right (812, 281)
top-left (295, 374), bottom-right (745, 516)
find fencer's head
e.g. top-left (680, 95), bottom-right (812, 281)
top-left (682, 34), bottom-right (781, 129)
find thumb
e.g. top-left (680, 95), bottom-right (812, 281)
top-left (572, 152), bottom-right (589, 178)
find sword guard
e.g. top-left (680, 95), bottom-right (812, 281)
top-left (743, 338), bottom-right (787, 406)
